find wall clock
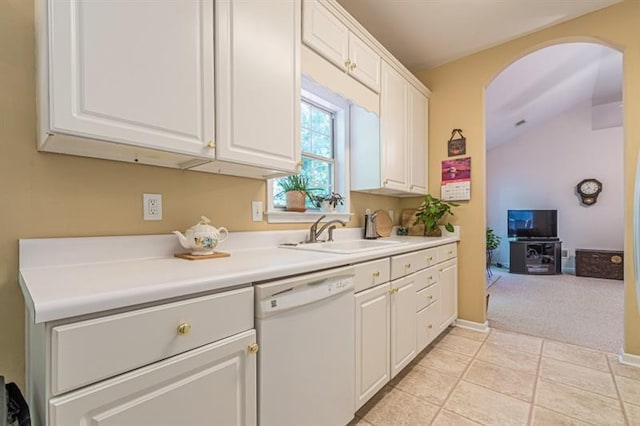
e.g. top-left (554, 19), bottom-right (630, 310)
top-left (577, 178), bottom-right (602, 205)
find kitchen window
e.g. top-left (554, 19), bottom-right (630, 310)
top-left (266, 77), bottom-right (352, 223)
top-left (273, 100), bottom-right (334, 209)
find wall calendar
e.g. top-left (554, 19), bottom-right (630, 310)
top-left (441, 157), bottom-right (471, 201)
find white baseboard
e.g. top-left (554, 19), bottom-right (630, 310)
top-left (455, 318), bottom-right (490, 333)
top-left (619, 350), bottom-right (640, 368)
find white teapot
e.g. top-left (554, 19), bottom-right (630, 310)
top-left (173, 216), bottom-right (228, 255)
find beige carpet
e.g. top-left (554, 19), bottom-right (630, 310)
top-left (487, 270), bottom-right (624, 353)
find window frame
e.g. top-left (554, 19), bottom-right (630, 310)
top-left (266, 77), bottom-right (352, 224)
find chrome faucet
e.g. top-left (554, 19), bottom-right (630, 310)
top-left (317, 219), bottom-right (347, 242)
top-left (308, 215), bottom-right (326, 243)
top-left (308, 215), bottom-right (347, 242)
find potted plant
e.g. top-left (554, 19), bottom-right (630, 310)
top-left (413, 194), bottom-right (458, 237)
top-left (278, 174), bottom-right (318, 212)
top-left (312, 192), bottom-right (344, 212)
top-left (486, 227), bottom-right (501, 273)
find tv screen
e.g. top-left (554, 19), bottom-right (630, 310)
top-left (507, 210), bottom-right (558, 239)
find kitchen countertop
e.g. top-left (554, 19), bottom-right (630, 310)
top-left (19, 228), bottom-right (459, 324)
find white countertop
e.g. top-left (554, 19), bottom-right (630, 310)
top-left (19, 228), bottom-right (459, 324)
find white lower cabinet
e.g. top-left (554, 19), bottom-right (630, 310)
top-left (390, 275), bottom-right (417, 378)
top-left (354, 283), bottom-right (390, 409)
top-left (416, 300), bottom-right (440, 352)
top-left (438, 259), bottom-right (458, 332)
top-left (50, 330), bottom-right (257, 426)
top-left (26, 287), bottom-right (257, 426)
top-left (353, 243), bottom-right (458, 411)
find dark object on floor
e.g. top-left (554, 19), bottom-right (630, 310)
top-left (496, 262), bottom-right (503, 268)
top-left (575, 249), bottom-right (623, 280)
top-left (1, 376), bottom-right (30, 426)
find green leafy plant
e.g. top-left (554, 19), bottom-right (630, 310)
top-left (486, 227), bottom-right (501, 273)
top-left (277, 174), bottom-right (319, 202)
top-left (312, 192), bottom-right (344, 208)
top-left (486, 227), bottom-right (501, 251)
top-left (413, 194), bottom-right (458, 236)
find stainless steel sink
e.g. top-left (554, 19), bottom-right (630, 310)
top-left (280, 239), bottom-right (406, 254)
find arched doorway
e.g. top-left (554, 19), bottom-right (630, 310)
top-left (484, 42), bottom-right (624, 352)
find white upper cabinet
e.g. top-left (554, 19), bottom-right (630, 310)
top-left (193, 0), bottom-right (301, 177)
top-left (348, 34), bottom-right (381, 92)
top-left (37, 0), bottom-right (301, 178)
top-left (351, 61), bottom-right (429, 196)
top-left (303, 0), bottom-right (380, 92)
top-left (38, 0), bottom-right (215, 168)
top-left (380, 63), bottom-right (409, 192)
top-left (408, 86), bottom-right (429, 195)
top-left (303, 0), bottom-right (349, 69)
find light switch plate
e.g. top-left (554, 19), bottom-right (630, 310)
top-left (252, 201), bottom-right (263, 222)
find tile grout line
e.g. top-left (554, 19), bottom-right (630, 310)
top-left (526, 338), bottom-right (544, 425)
top-left (486, 337), bottom-right (614, 376)
top-left (533, 339), bottom-right (610, 426)
top-left (607, 353), bottom-right (631, 425)
top-left (427, 329), bottom-right (490, 425)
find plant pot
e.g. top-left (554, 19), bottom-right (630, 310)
top-left (320, 201), bottom-right (335, 212)
top-left (424, 226), bottom-right (442, 237)
top-left (285, 191), bottom-right (306, 212)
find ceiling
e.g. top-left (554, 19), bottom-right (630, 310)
top-left (336, 0), bottom-right (622, 71)
top-left (335, 1), bottom-right (623, 150)
top-left (485, 43), bottom-right (622, 149)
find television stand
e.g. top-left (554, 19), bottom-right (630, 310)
top-left (509, 240), bottom-right (562, 275)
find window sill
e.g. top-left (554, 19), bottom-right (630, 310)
top-left (265, 210), bottom-right (354, 224)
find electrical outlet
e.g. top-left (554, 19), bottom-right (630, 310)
top-left (252, 201), bottom-right (263, 222)
top-left (143, 193), bottom-right (162, 221)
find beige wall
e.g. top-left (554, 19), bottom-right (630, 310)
top-left (416, 0), bottom-right (640, 355)
top-left (0, 0), bottom-right (408, 387)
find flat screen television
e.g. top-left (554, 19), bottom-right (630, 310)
top-left (507, 209), bottom-right (558, 240)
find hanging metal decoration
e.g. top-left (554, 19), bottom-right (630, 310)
top-left (447, 128), bottom-right (466, 157)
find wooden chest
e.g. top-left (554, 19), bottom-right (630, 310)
top-left (575, 249), bottom-right (623, 280)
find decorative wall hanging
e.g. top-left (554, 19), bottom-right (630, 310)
top-left (441, 157), bottom-right (471, 201)
top-left (447, 128), bottom-right (466, 157)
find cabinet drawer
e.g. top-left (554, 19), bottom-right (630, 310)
top-left (51, 286), bottom-right (254, 396)
top-left (49, 329), bottom-right (257, 426)
top-left (416, 282), bottom-right (439, 313)
top-left (416, 301), bottom-right (440, 352)
top-left (438, 243), bottom-right (457, 262)
top-left (354, 258), bottom-right (390, 292)
top-left (390, 248), bottom-right (437, 280)
top-left (413, 265), bottom-right (438, 293)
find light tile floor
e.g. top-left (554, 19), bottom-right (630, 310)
top-left (352, 327), bottom-right (640, 426)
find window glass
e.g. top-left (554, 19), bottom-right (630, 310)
top-left (273, 99), bottom-right (335, 209)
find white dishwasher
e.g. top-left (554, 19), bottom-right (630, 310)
top-left (255, 266), bottom-right (355, 426)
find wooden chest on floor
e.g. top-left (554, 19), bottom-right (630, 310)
top-left (575, 249), bottom-right (623, 280)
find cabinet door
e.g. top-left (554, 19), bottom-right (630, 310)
top-left (216, 0), bottom-right (301, 173)
top-left (390, 276), bottom-right (416, 377)
top-left (408, 86), bottom-right (428, 194)
top-left (380, 62), bottom-right (408, 191)
top-left (348, 33), bottom-right (381, 92)
top-left (438, 260), bottom-right (458, 332)
top-left (416, 300), bottom-right (440, 352)
top-left (49, 330), bottom-right (257, 426)
top-left (355, 284), bottom-right (390, 410)
top-left (48, 1), bottom-right (214, 158)
top-left (302, 0), bottom-right (349, 71)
